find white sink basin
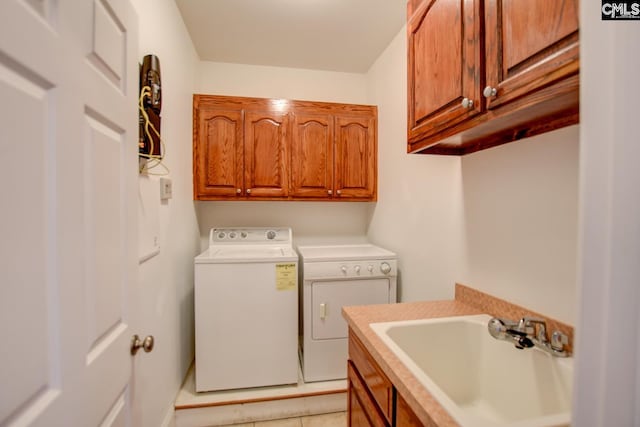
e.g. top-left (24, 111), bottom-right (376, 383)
top-left (370, 314), bottom-right (572, 427)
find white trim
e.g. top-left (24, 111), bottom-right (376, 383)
top-left (160, 405), bottom-right (175, 427)
top-left (574, 2), bottom-right (640, 425)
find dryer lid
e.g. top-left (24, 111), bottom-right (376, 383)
top-left (296, 244), bottom-right (396, 262)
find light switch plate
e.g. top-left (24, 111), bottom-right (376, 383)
top-left (160, 177), bottom-right (172, 200)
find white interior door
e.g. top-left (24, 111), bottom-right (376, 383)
top-left (0, 1), bottom-right (139, 426)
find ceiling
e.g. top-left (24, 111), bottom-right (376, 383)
top-left (175, 0), bottom-right (406, 73)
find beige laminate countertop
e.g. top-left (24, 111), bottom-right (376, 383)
top-left (342, 299), bottom-right (483, 426)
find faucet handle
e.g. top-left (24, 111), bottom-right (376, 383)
top-left (519, 317), bottom-right (548, 342)
top-left (551, 331), bottom-right (569, 351)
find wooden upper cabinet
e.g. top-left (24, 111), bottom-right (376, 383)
top-left (484, 0), bottom-right (579, 110)
top-left (194, 107), bottom-right (244, 198)
top-left (244, 111), bottom-right (289, 198)
top-left (193, 95), bottom-right (377, 201)
top-left (335, 115), bottom-right (377, 200)
top-left (407, 0), bottom-right (580, 155)
top-left (290, 112), bottom-right (377, 200)
top-left (290, 113), bottom-right (334, 198)
top-left (408, 0), bottom-right (482, 144)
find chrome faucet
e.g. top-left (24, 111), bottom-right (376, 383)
top-left (488, 316), bottom-right (570, 357)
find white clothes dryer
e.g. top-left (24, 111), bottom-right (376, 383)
top-left (194, 227), bottom-right (298, 392)
top-left (297, 244), bottom-right (397, 382)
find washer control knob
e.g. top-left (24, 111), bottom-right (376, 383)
top-left (341, 265), bottom-right (348, 274)
top-left (266, 230), bottom-right (276, 240)
top-left (380, 262), bottom-right (392, 275)
top-left (354, 265), bottom-right (361, 275)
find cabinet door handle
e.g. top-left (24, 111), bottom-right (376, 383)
top-left (327, 189), bottom-right (333, 195)
top-left (246, 188), bottom-right (252, 195)
top-left (483, 86), bottom-right (497, 98)
top-left (461, 97), bottom-right (474, 109)
top-left (336, 190), bottom-right (342, 196)
top-left (236, 188), bottom-right (242, 194)
top-left (319, 303), bottom-right (327, 320)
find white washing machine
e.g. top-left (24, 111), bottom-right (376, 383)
top-left (297, 244), bottom-right (397, 382)
top-left (194, 227), bottom-right (299, 392)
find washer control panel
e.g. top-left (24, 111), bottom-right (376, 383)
top-left (209, 227), bottom-right (292, 246)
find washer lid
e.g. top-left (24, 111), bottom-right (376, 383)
top-left (296, 244), bottom-right (396, 262)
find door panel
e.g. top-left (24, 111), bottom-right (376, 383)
top-left (195, 108), bottom-right (244, 197)
top-left (244, 111), bottom-right (289, 198)
top-left (484, 0), bottom-right (579, 110)
top-left (0, 0), bottom-right (138, 425)
top-left (290, 113), bottom-right (334, 198)
top-left (407, 0), bottom-right (482, 143)
top-left (0, 36), bottom-right (56, 427)
top-left (335, 115), bottom-right (376, 199)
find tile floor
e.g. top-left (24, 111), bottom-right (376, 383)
top-left (218, 411), bottom-right (346, 427)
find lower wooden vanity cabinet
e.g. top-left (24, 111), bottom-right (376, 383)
top-left (348, 330), bottom-right (424, 426)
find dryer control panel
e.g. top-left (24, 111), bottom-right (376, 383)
top-left (302, 259), bottom-right (397, 279)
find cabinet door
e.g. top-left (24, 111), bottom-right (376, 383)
top-left (290, 113), bottom-right (334, 198)
top-left (407, 0), bottom-right (482, 146)
top-left (349, 332), bottom-right (393, 423)
top-left (484, 0), bottom-right (579, 110)
top-left (335, 115), bottom-right (377, 200)
top-left (347, 362), bottom-right (389, 427)
top-left (194, 108), bottom-right (244, 198)
top-left (396, 393), bottom-right (426, 426)
top-left (244, 111), bottom-right (290, 198)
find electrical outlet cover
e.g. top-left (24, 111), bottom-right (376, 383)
top-left (160, 177), bottom-right (172, 200)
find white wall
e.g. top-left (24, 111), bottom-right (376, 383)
top-left (198, 61), bottom-right (368, 103)
top-left (460, 126), bottom-right (579, 324)
top-left (195, 61), bottom-right (373, 249)
top-left (365, 28), bottom-right (464, 302)
top-left (131, 1), bottom-right (200, 426)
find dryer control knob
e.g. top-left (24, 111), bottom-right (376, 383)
top-left (367, 265), bottom-right (374, 273)
top-left (380, 262), bottom-right (392, 275)
top-left (354, 265), bottom-right (361, 275)
top-left (341, 265), bottom-right (348, 274)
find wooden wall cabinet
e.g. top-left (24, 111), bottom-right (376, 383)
top-left (194, 95), bottom-right (377, 201)
top-left (347, 330), bottom-right (423, 426)
top-left (290, 113), bottom-right (376, 200)
top-left (193, 105), bottom-right (289, 199)
top-left (407, 0), bottom-right (579, 155)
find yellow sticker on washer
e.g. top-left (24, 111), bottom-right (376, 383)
top-left (276, 263), bottom-right (297, 291)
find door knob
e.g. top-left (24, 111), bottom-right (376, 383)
top-left (483, 86), bottom-right (497, 98)
top-left (131, 334), bottom-right (155, 355)
top-left (461, 97), bottom-right (474, 109)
